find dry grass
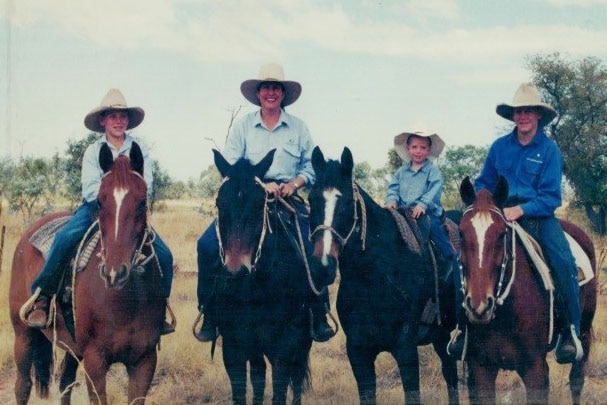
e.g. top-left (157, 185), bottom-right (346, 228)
top-left (0, 201), bottom-right (606, 404)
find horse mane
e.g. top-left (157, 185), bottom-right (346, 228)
top-left (107, 156), bottom-right (146, 192)
top-left (472, 188), bottom-right (495, 211)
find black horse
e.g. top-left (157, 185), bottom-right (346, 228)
top-left (211, 149), bottom-right (326, 405)
top-left (308, 146), bottom-right (459, 404)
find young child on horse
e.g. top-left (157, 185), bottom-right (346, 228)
top-left (384, 131), bottom-right (458, 279)
top-left (22, 88), bottom-right (175, 335)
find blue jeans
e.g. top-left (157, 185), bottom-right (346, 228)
top-left (519, 216), bottom-right (581, 333)
top-left (32, 200), bottom-right (174, 298)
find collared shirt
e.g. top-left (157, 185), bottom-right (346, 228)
top-left (222, 109), bottom-right (316, 186)
top-left (385, 159), bottom-right (444, 216)
top-left (81, 134), bottom-right (153, 202)
top-left (475, 128), bottom-right (562, 218)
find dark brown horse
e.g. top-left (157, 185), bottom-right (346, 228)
top-left (9, 143), bottom-right (166, 405)
top-left (458, 176), bottom-right (597, 404)
top-left (308, 147), bottom-right (459, 404)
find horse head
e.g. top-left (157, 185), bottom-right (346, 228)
top-left (213, 148), bottom-right (275, 276)
top-left (307, 146), bottom-right (357, 286)
top-left (97, 142), bottom-right (149, 289)
top-left (458, 175), bottom-right (510, 324)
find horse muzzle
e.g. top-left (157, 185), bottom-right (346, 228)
top-left (99, 262), bottom-right (131, 290)
top-left (464, 293), bottom-right (496, 324)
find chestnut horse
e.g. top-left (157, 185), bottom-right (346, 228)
top-left (458, 176), bottom-right (597, 404)
top-left (308, 147), bottom-right (459, 404)
top-left (210, 149), bottom-right (323, 405)
top-left (9, 143), bottom-right (166, 405)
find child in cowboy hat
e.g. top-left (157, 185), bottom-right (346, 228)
top-left (385, 131), bottom-right (457, 266)
top-left (448, 82), bottom-right (583, 364)
top-left (195, 63), bottom-right (335, 343)
top-left (24, 88), bottom-right (175, 335)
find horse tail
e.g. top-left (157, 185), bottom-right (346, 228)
top-left (32, 329), bottom-right (53, 398)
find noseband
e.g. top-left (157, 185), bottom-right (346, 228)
top-left (309, 182), bottom-right (367, 250)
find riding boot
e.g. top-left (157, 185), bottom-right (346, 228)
top-left (311, 289), bottom-right (336, 342)
top-left (25, 294), bottom-right (51, 329)
top-left (555, 324), bottom-right (583, 364)
top-left (195, 306), bottom-right (219, 342)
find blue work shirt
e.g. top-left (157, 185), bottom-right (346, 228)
top-left (475, 128), bottom-right (563, 218)
top-left (81, 134), bottom-right (153, 203)
top-left (385, 159), bottom-right (445, 217)
top-left (222, 109), bottom-right (316, 186)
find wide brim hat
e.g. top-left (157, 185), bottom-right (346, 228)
top-left (84, 88), bottom-right (145, 132)
top-left (394, 131), bottom-right (445, 163)
top-left (496, 82), bottom-right (557, 127)
top-left (240, 63), bottom-right (302, 107)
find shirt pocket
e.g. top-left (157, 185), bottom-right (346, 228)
top-left (522, 157), bottom-right (543, 181)
top-left (276, 143), bottom-right (301, 168)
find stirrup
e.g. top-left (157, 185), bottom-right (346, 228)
top-left (447, 325), bottom-right (468, 361)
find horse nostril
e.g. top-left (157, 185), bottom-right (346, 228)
top-left (486, 295), bottom-right (495, 312)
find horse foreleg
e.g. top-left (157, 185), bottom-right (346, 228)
top-left (432, 332), bottom-right (460, 404)
top-left (59, 354), bottom-right (80, 405)
top-left (467, 361), bottom-right (497, 404)
top-left (271, 360), bottom-right (290, 405)
top-left (249, 354), bottom-right (266, 405)
top-left (569, 360), bottom-right (585, 405)
top-left (126, 350), bottom-right (158, 405)
top-left (519, 357), bottom-right (549, 404)
top-left (347, 344), bottom-right (377, 405)
top-left (83, 349), bottom-right (109, 405)
top-left (223, 346), bottom-right (247, 405)
top-left (393, 345), bottom-right (421, 405)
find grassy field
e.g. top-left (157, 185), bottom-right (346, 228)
top-left (0, 201), bottom-right (606, 404)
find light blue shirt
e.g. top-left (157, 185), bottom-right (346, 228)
top-left (81, 134), bottom-right (153, 202)
top-left (385, 159), bottom-right (445, 217)
top-left (222, 109), bottom-right (316, 186)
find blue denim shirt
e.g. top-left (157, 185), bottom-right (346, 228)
top-left (475, 128), bottom-right (563, 218)
top-left (81, 134), bottom-right (153, 202)
top-left (222, 109), bottom-right (316, 186)
top-left (385, 159), bottom-right (445, 217)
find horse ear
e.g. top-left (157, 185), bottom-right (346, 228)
top-left (99, 143), bottom-right (114, 173)
top-left (255, 149), bottom-right (276, 179)
top-left (460, 176), bottom-right (476, 206)
top-left (340, 147), bottom-right (354, 177)
top-left (213, 149), bottom-right (231, 178)
top-left (311, 146), bottom-right (326, 175)
top-left (129, 142), bottom-right (144, 176)
top-left (493, 176), bottom-right (509, 208)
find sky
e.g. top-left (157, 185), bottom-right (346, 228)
top-left (2, 0), bottom-right (607, 182)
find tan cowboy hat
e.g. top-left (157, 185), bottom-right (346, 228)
top-left (240, 63), bottom-right (302, 107)
top-left (496, 83), bottom-right (557, 127)
top-left (394, 131), bottom-right (445, 163)
top-left (84, 88), bottom-right (145, 132)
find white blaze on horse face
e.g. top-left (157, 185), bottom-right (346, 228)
top-left (113, 187), bottom-right (129, 240)
top-left (470, 211), bottom-right (494, 268)
top-left (322, 188), bottom-right (341, 265)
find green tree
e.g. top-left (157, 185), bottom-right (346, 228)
top-left (437, 145), bottom-right (488, 210)
top-left (63, 133), bottom-right (99, 205)
top-left (527, 53), bottom-right (607, 234)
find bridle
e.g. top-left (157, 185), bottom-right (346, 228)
top-left (215, 176), bottom-right (271, 273)
top-left (460, 205), bottom-right (516, 308)
top-left (309, 182), bottom-right (367, 251)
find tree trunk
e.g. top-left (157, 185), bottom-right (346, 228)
top-left (584, 203), bottom-right (606, 235)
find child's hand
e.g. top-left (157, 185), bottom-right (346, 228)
top-left (384, 202), bottom-right (397, 210)
top-left (411, 205), bottom-right (425, 219)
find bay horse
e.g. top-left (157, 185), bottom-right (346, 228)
top-left (308, 146), bottom-right (459, 404)
top-left (458, 176), bottom-right (597, 404)
top-left (9, 143), bottom-right (166, 405)
top-left (211, 149), bottom-right (324, 405)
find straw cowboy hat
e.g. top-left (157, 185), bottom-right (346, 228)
top-left (84, 88), bottom-right (145, 132)
top-left (496, 83), bottom-right (557, 127)
top-left (394, 131), bottom-right (445, 163)
top-left (240, 63), bottom-right (302, 107)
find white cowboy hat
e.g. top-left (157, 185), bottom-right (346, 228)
top-left (394, 131), bottom-right (445, 163)
top-left (84, 88), bottom-right (145, 132)
top-left (240, 63), bottom-right (302, 107)
top-left (496, 83), bottom-right (557, 127)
